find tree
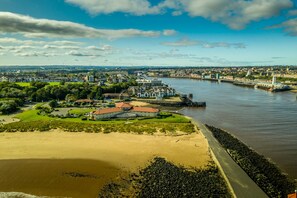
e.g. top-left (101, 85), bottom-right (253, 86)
top-left (0, 101), bottom-right (19, 114)
top-left (65, 94), bottom-right (77, 102)
top-left (49, 100), bottom-right (58, 108)
top-left (30, 81), bottom-right (49, 89)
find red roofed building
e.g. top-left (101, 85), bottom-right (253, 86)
top-left (288, 192), bottom-right (297, 198)
top-left (115, 102), bottom-right (133, 110)
top-left (90, 102), bottom-right (159, 120)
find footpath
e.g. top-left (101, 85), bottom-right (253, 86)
top-left (195, 121), bottom-right (268, 198)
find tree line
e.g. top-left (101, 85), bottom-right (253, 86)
top-left (0, 80), bottom-right (136, 114)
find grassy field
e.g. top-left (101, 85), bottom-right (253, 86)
top-left (16, 82), bottom-right (61, 87)
top-left (14, 109), bottom-right (190, 124)
top-left (16, 82), bottom-right (84, 87)
top-left (8, 108), bottom-right (194, 134)
top-left (68, 108), bottom-right (95, 115)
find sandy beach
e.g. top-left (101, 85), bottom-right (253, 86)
top-left (0, 130), bottom-right (210, 197)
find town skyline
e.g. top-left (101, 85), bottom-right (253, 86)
top-left (1, 0), bottom-right (297, 66)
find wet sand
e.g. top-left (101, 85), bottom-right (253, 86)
top-left (0, 130), bottom-right (210, 197)
top-left (0, 159), bottom-right (120, 198)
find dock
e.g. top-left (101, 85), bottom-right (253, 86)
top-left (137, 95), bottom-right (206, 108)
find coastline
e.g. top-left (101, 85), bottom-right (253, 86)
top-left (186, 115), bottom-right (295, 197)
top-left (187, 117), bottom-right (267, 198)
top-left (0, 129), bottom-right (211, 197)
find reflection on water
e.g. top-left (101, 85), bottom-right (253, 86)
top-left (162, 78), bottom-right (297, 179)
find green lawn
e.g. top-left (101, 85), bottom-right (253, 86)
top-left (7, 109), bottom-right (194, 134)
top-left (14, 110), bottom-right (53, 122)
top-left (14, 109), bottom-right (129, 124)
top-left (14, 109), bottom-right (190, 124)
top-left (68, 108), bottom-right (94, 115)
top-left (16, 82), bottom-right (60, 87)
top-left (15, 82), bottom-right (31, 87)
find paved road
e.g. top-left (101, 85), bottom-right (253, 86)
top-left (195, 121), bottom-right (268, 198)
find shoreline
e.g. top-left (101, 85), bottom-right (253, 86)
top-left (161, 76), bottom-right (297, 93)
top-left (206, 124), bottom-right (296, 197)
top-left (189, 119), bottom-right (268, 197)
top-left (0, 129), bottom-right (211, 197)
top-left (185, 114), bottom-right (295, 197)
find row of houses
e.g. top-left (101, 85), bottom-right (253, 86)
top-left (136, 78), bottom-right (163, 86)
top-left (128, 86), bottom-right (176, 99)
top-left (90, 102), bottom-right (159, 120)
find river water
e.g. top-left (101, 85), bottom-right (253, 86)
top-left (161, 78), bottom-right (297, 179)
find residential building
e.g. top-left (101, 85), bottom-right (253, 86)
top-left (90, 102), bottom-right (159, 120)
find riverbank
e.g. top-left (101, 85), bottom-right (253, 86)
top-left (0, 130), bottom-right (210, 197)
top-left (206, 125), bottom-right (296, 197)
top-left (160, 77), bottom-right (297, 179)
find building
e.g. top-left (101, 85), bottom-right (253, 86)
top-left (90, 102), bottom-right (159, 120)
top-left (255, 76), bottom-right (290, 91)
top-left (103, 92), bottom-right (130, 100)
top-left (272, 76), bottom-right (277, 85)
top-left (136, 78), bottom-right (162, 87)
top-left (288, 191), bottom-right (297, 198)
top-left (246, 70), bottom-right (252, 77)
top-left (85, 74), bottom-right (94, 82)
top-left (129, 86), bottom-right (176, 100)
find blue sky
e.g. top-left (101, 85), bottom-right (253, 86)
top-left (0, 0), bottom-right (297, 66)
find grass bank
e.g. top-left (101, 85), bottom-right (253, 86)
top-left (3, 109), bottom-right (194, 134)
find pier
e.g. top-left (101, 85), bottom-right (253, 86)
top-left (137, 94), bottom-right (206, 107)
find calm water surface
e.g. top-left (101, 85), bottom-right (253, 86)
top-left (162, 78), bottom-right (297, 179)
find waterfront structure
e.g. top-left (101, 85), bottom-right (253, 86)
top-left (215, 73), bottom-right (220, 79)
top-left (130, 78), bottom-right (176, 100)
top-left (136, 78), bottom-right (162, 86)
top-left (129, 86), bottom-right (176, 99)
top-left (272, 76), bottom-right (277, 85)
top-left (246, 70), bottom-right (252, 77)
top-left (90, 102), bottom-right (159, 120)
top-left (255, 76), bottom-right (290, 91)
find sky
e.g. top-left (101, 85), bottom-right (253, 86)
top-left (0, 0), bottom-right (297, 67)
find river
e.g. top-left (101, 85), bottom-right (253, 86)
top-left (161, 78), bottom-right (297, 179)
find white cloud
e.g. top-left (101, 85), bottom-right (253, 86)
top-left (0, 12), bottom-right (174, 39)
top-left (270, 18), bottom-right (297, 36)
top-left (86, 46), bottom-right (103, 51)
top-left (162, 29), bottom-right (177, 36)
top-left (51, 40), bottom-right (83, 45)
top-left (86, 45), bottom-right (112, 51)
top-left (65, 0), bottom-right (162, 15)
top-left (181, 0), bottom-right (293, 29)
top-left (101, 45), bottom-right (112, 51)
top-left (161, 38), bottom-right (198, 47)
top-left (65, 0), bottom-right (293, 29)
top-left (43, 45), bottom-right (80, 50)
top-left (161, 38), bottom-right (246, 48)
top-left (0, 37), bottom-right (83, 45)
top-left (15, 51), bottom-right (58, 57)
top-left (66, 50), bottom-right (102, 57)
